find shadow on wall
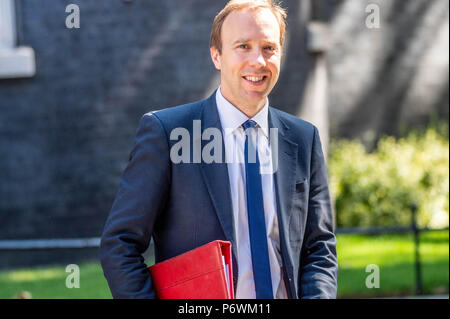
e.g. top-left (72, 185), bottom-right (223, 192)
top-left (328, 0), bottom-right (449, 147)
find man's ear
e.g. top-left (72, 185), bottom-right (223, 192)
top-left (210, 46), bottom-right (221, 70)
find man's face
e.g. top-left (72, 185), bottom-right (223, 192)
top-left (211, 8), bottom-right (282, 112)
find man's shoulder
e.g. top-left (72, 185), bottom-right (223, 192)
top-left (269, 106), bottom-right (316, 136)
top-left (142, 98), bottom-right (207, 129)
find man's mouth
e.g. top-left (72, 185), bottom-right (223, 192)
top-left (242, 75), bottom-right (267, 85)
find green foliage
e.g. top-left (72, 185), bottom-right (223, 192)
top-left (329, 126), bottom-right (449, 228)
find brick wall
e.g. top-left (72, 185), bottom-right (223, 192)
top-left (324, 0), bottom-right (449, 142)
top-left (0, 0), bottom-right (448, 268)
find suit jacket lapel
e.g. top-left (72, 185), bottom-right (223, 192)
top-left (269, 108), bottom-right (298, 297)
top-left (269, 108), bottom-right (298, 230)
top-left (200, 96), bottom-right (298, 245)
top-left (199, 92), bottom-right (238, 276)
top-left (199, 94), bottom-right (299, 294)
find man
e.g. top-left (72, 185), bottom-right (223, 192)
top-left (100, 0), bottom-right (337, 299)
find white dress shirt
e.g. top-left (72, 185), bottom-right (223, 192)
top-left (215, 87), bottom-right (288, 299)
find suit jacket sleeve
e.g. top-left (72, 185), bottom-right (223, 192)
top-left (99, 113), bottom-right (170, 298)
top-left (299, 126), bottom-right (338, 298)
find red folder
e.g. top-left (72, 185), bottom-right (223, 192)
top-left (148, 240), bottom-right (234, 299)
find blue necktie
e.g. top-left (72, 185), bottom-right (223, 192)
top-left (242, 120), bottom-right (274, 299)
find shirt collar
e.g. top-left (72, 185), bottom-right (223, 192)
top-left (215, 86), bottom-right (269, 138)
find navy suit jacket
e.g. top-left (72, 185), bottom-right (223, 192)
top-left (99, 91), bottom-right (338, 299)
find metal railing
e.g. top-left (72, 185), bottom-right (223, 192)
top-left (335, 204), bottom-right (449, 295)
top-left (0, 205), bottom-right (448, 295)
top-left (0, 237), bottom-right (100, 250)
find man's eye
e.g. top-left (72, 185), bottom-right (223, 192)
top-left (238, 44), bottom-right (248, 49)
top-left (265, 46), bottom-right (275, 51)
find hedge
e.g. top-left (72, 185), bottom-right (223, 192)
top-left (328, 126), bottom-right (449, 229)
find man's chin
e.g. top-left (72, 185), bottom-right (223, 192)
top-left (243, 89), bottom-right (269, 101)
top-left (239, 91), bottom-right (270, 110)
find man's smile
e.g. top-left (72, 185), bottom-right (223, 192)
top-left (242, 75), bottom-right (268, 86)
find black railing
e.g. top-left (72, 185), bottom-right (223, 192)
top-left (0, 205), bottom-right (448, 295)
top-left (335, 204), bottom-right (449, 296)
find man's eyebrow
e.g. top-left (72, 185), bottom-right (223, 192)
top-left (232, 38), bottom-right (279, 46)
top-left (264, 40), bottom-right (279, 46)
top-left (233, 38), bottom-right (250, 44)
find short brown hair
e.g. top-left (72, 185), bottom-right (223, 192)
top-left (210, 0), bottom-right (287, 54)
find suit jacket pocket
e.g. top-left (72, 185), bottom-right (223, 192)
top-left (295, 178), bottom-right (307, 193)
top-left (290, 178), bottom-right (308, 243)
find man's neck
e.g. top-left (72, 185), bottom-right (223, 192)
top-left (236, 103), bottom-right (266, 118)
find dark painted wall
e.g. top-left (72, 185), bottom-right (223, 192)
top-left (0, 0), bottom-right (448, 268)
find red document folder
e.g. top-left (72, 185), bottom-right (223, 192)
top-left (148, 240), bottom-right (234, 299)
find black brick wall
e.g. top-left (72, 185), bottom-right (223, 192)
top-left (0, 0), bottom-right (227, 243)
top-left (0, 0), bottom-right (311, 240)
top-left (0, 0), bottom-right (448, 268)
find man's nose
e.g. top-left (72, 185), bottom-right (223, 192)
top-left (248, 49), bottom-right (267, 68)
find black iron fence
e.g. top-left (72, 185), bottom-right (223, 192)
top-left (335, 204), bottom-right (449, 295)
top-left (0, 204), bottom-right (448, 295)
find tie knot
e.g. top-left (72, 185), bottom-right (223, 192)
top-left (242, 120), bottom-right (257, 130)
